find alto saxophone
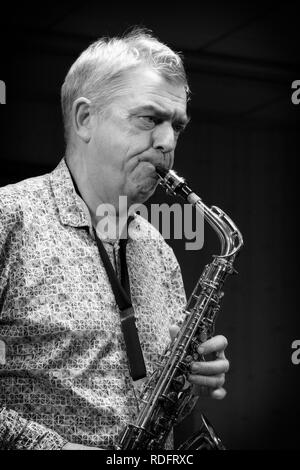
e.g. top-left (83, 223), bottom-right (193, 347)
top-left (117, 167), bottom-right (243, 450)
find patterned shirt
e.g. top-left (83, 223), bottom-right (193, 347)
top-left (0, 158), bottom-right (186, 449)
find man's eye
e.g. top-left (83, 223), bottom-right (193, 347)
top-left (139, 116), bottom-right (157, 126)
top-left (173, 123), bottom-right (186, 134)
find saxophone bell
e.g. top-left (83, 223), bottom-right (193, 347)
top-left (178, 414), bottom-right (226, 450)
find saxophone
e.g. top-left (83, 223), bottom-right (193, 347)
top-left (117, 167), bottom-right (243, 450)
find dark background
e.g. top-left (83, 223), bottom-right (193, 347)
top-left (0, 0), bottom-right (299, 450)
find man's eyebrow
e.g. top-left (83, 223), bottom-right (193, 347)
top-left (130, 105), bottom-right (190, 126)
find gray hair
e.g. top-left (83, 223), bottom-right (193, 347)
top-left (61, 28), bottom-right (189, 146)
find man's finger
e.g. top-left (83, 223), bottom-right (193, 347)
top-left (210, 387), bottom-right (227, 400)
top-left (215, 350), bottom-right (227, 360)
top-left (191, 384), bottom-right (227, 400)
top-left (197, 335), bottom-right (228, 356)
top-left (188, 373), bottom-right (225, 389)
top-left (190, 358), bottom-right (230, 375)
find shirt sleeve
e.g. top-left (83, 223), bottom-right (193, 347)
top-left (0, 408), bottom-right (68, 450)
top-left (163, 243), bottom-right (187, 327)
top-left (0, 195), bottom-right (17, 306)
top-left (0, 199), bottom-right (9, 302)
top-left (0, 199), bottom-right (68, 450)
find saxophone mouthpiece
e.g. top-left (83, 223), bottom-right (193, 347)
top-left (156, 166), bottom-right (192, 200)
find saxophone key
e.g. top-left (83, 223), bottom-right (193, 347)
top-left (200, 331), bottom-right (208, 342)
top-left (172, 374), bottom-right (186, 391)
top-left (159, 392), bottom-right (177, 410)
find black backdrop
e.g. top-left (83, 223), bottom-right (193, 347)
top-left (0, 1), bottom-right (299, 450)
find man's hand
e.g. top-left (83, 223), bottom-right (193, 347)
top-left (169, 325), bottom-right (229, 400)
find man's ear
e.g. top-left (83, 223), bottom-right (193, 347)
top-left (71, 97), bottom-right (93, 143)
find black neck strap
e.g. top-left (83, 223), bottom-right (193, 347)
top-left (93, 226), bottom-right (147, 381)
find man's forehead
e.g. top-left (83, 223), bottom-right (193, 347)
top-left (122, 67), bottom-right (188, 118)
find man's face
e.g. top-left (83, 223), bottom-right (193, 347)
top-left (87, 66), bottom-right (188, 206)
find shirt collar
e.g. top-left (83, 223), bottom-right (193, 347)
top-left (49, 158), bottom-right (135, 244)
top-left (50, 157), bottom-right (92, 230)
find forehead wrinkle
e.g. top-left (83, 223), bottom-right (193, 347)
top-left (129, 102), bottom-right (189, 125)
top-left (145, 88), bottom-right (187, 107)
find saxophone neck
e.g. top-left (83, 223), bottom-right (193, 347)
top-left (156, 167), bottom-right (243, 258)
top-left (201, 203), bottom-right (243, 258)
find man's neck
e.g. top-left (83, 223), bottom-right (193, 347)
top-left (65, 155), bottom-right (130, 240)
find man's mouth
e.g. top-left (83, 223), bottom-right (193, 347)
top-left (138, 159), bottom-right (170, 181)
top-left (137, 160), bottom-right (159, 177)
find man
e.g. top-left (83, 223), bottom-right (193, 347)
top-left (0, 29), bottom-right (229, 450)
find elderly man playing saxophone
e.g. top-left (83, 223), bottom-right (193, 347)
top-left (0, 29), bottom-right (229, 450)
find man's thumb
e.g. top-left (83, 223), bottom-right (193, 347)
top-left (169, 324), bottom-right (180, 342)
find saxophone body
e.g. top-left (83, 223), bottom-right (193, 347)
top-left (117, 168), bottom-right (243, 450)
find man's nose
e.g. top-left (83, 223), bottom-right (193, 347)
top-left (152, 122), bottom-right (176, 154)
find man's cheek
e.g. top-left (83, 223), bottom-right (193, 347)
top-left (132, 162), bottom-right (155, 180)
top-left (130, 169), bottom-right (157, 195)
